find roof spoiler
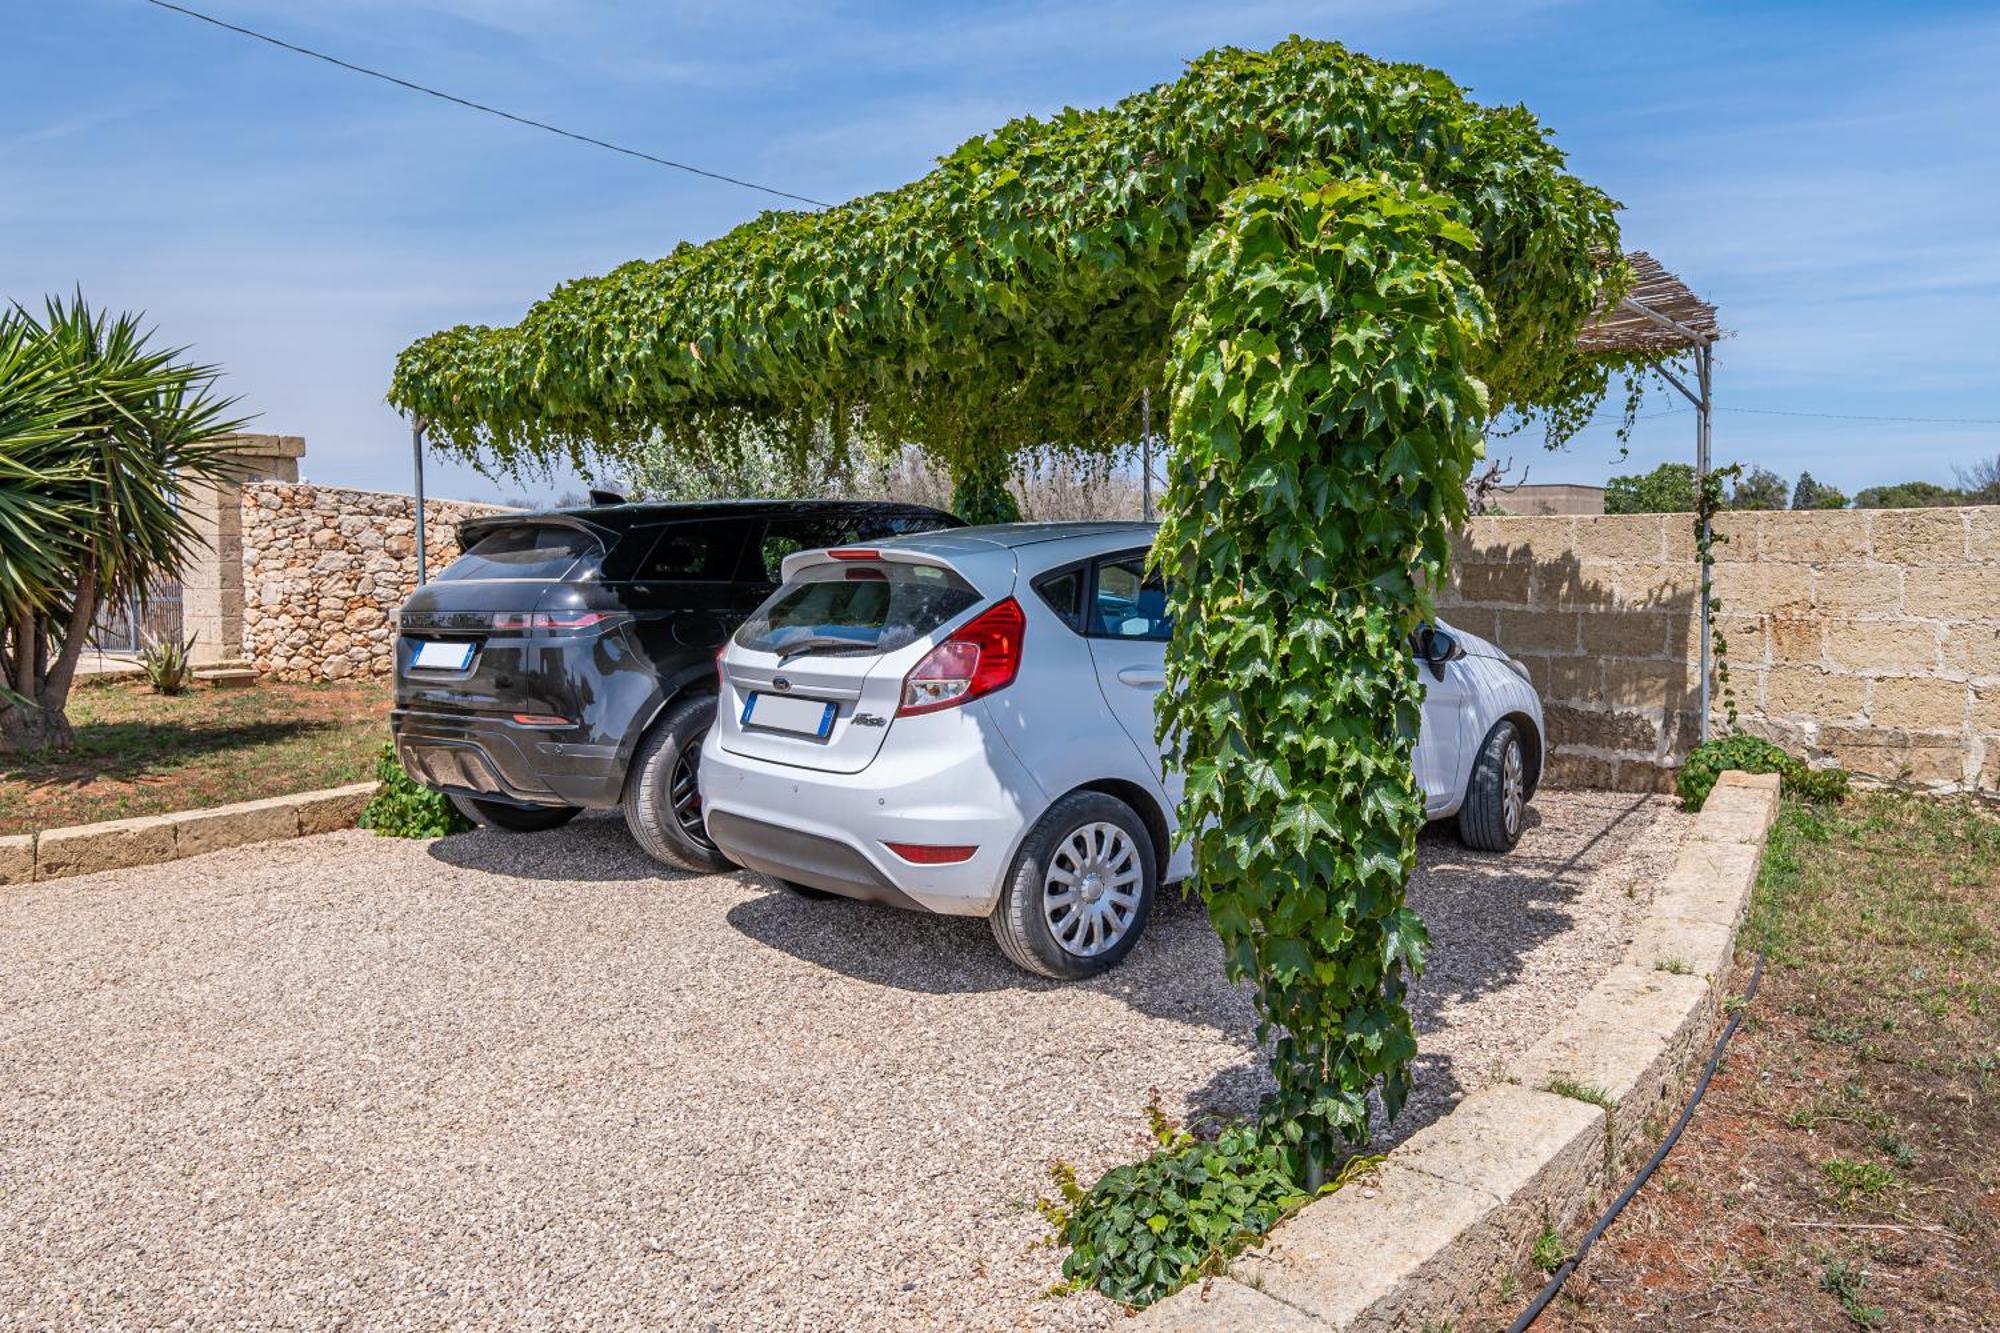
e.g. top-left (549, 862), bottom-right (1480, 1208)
top-left (456, 510), bottom-right (616, 550)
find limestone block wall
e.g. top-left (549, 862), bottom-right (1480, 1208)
top-left (241, 483), bottom-right (517, 681)
top-left (1440, 506), bottom-right (2000, 793)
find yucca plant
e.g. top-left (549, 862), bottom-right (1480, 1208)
top-left (138, 630), bottom-right (200, 696)
top-left (0, 293), bottom-right (247, 751)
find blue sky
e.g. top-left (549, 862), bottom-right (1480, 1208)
top-left (5, 1), bottom-right (1997, 502)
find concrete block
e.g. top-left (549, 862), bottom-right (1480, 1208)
top-left (1763, 666), bottom-right (1867, 720)
top-left (1810, 566), bottom-right (1904, 615)
top-left (34, 815), bottom-right (177, 880)
top-left (1496, 608), bottom-right (1580, 655)
top-left (1943, 624), bottom-right (2000, 678)
top-left (1653, 838), bottom-right (1762, 922)
top-left (1758, 510), bottom-right (1869, 563)
top-left (1573, 515), bottom-right (1666, 563)
top-left (293, 782), bottom-right (378, 836)
top-left (1823, 620), bottom-right (1941, 674)
top-left (1871, 508), bottom-right (1967, 565)
top-left (1629, 912), bottom-right (1738, 986)
top-left (1395, 1084), bottom-right (1607, 1241)
top-left (1511, 963), bottom-right (1714, 1153)
top-left (0, 833), bottom-right (33, 886)
top-left (1870, 677), bottom-right (1969, 731)
top-left (171, 796), bottom-right (301, 859)
top-left (1136, 1277), bottom-right (1327, 1331)
top-left (1229, 1159), bottom-right (1496, 1330)
top-left (1232, 1087), bottom-right (1604, 1331)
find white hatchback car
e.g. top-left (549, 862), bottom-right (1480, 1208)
top-left (700, 523), bottom-right (1544, 979)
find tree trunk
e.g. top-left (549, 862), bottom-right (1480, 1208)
top-left (0, 581), bottom-right (97, 755)
top-left (0, 700), bottom-right (73, 753)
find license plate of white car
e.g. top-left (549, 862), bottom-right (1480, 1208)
top-left (411, 640), bottom-right (475, 671)
top-left (742, 691), bottom-right (836, 738)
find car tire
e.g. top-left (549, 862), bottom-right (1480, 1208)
top-left (778, 879), bottom-right (842, 901)
top-left (1458, 719), bottom-right (1529, 852)
top-left (623, 693), bottom-right (734, 874)
top-left (447, 794), bottom-right (579, 833)
top-left (990, 791), bottom-right (1156, 981)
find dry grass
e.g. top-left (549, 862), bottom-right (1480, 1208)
top-left (1467, 791), bottom-right (2000, 1331)
top-left (0, 678), bottom-right (390, 834)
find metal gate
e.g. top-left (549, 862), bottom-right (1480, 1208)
top-left (87, 580), bottom-right (183, 654)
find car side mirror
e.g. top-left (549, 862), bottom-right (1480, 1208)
top-left (1420, 627), bottom-right (1462, 681)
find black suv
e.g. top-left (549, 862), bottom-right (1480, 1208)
top-left (390, 499), bottom-right (961, 870)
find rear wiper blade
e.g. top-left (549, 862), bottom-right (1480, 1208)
top-left (775, 637), bottom-right (880, 663)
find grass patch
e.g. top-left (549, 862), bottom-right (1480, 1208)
top-left (1817, 1157), bottom-right (1897, 1206)
top-left (1654, 956), bottom-right (1692, 975)
top-left (0, 678), bottom-right (390, 834)
top-left (1529, 1222), bottom-right (1568, 1274)
top-left (1543, 1075), bottom-right (1618, 1112)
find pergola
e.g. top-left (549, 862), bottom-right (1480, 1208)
top-left (1577, 251), bottom-right (1725, 742)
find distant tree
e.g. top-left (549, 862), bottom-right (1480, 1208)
top-left (1605, 461), bottom-right (1698, 514)
top-left (621, 431), bottom-right (865, 502)
top-left (1955, 452), bottom-right (2000, 505)
top-left (1791, 471), bottom-right (1848, 510)
top-left (1851, 480), bottom-right (1965, 509)
top-left (1729, 466), bottom-right (1790, 511)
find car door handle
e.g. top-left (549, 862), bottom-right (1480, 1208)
top-left (1117, 667), bottom-right (1166, 688)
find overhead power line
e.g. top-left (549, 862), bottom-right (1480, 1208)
top-left (1716, 405), bottom-right (2000, 426)
top-left (139, 0), bottom-right (831, 209)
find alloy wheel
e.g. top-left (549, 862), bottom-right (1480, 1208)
top-left (669, 732), bottom-right (715, 850)
top-left (1502, 736), bottom-right (1525, 840)
top-left (1042, 821), bottom-right (1144, 958)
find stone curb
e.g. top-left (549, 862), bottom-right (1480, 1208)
top-left (1137, 769), bottom-right (1783, 1331)
top-left (1, 782), bottom-right (380, 884)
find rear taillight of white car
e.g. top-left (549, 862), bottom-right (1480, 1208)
top-left (897, 597), bottom-right (1025, 716)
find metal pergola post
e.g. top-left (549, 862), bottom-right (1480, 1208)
top-left (410, 414), bottom-right (430, 586)
top-left (1618, 293), bottom-right (1718, 744)
top-left (1140, 386), bottom-right (1154, 522)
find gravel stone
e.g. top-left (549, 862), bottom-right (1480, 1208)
top-left (0, 790), bottom-right (1688, 1330)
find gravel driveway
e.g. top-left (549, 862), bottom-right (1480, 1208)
top-left (0, 790), bottom-right (1689, 1331)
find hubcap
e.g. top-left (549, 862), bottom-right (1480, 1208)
top-left (1042, 821), bottom-right (1143, 958)
top-left (1502, 737), bottom-right (1525, 838)
top-left (669, 732), bottom-right (715, 850)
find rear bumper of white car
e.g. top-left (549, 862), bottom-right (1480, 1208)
top-left (698, 703), bottom-right (1042, 917)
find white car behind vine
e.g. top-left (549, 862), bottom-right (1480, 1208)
top-left (699, 523), bottom-right (1545, 979)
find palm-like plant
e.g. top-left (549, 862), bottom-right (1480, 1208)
top-left (0, 294), bottom-right (247, 751)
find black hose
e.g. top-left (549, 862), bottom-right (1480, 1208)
top-left (1507, 947), bottom-right (1767, 1332)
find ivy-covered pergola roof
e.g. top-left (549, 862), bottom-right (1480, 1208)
top-left (388, 38), bottom-right (1688, 485)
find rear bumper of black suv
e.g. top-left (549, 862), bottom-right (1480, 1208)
top-left (390, 707), bottom-right (626, 810)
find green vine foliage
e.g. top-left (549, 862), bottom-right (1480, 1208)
top-left (1158, 171), bottom-right (1488, 1178)
top-left (1695, 462), bottom-right (1743, 731)
top-left (358, 740), bottom-right (472, 839)
top-left (389, 34), bottom-right (1629, 1240)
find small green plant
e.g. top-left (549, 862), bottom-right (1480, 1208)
top-left (1677, 733), bottom-right (1850, 812)
top-left (1654, 957), bottom-right (1692, 976)
top-left (138, 630), bottom-right (199, 695)
top-left (1041, 1095), bottom-right (1378, 1308)
top-left (1529, 1222), bottom-right (1568, 1274)
top-left (1818, 1157), bottom-right (1897, 1206)
top-left (357, 739), bottom-right (471, 839)
top-left (1872, 1132), bottom-right (1919, 1169)
top-left (1820, 1259), bottom-right (1886, 1327)
top-left (1544, 1076), bottom-right (1618, 1112)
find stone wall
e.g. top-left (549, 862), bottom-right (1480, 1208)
top-left (241, 483), bottom-right (516, 681)
top-left (1440, 506), bottom-right (2000, 793)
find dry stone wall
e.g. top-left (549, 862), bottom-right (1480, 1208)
top-left (1439, 506), bottom-right (2000, 793)
top-left (241, 483), bottom-right (516, 681)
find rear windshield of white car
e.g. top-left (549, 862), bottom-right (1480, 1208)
top-left (735, 561), bottom-right (980, 657)
top-left (436, 526), bottom-right (602, 582)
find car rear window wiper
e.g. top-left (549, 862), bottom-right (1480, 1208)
top-left (774, 637), bottom-right (882, 662)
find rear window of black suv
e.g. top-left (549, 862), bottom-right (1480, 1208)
top-left (438, 526), bottom-right (602, 582)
